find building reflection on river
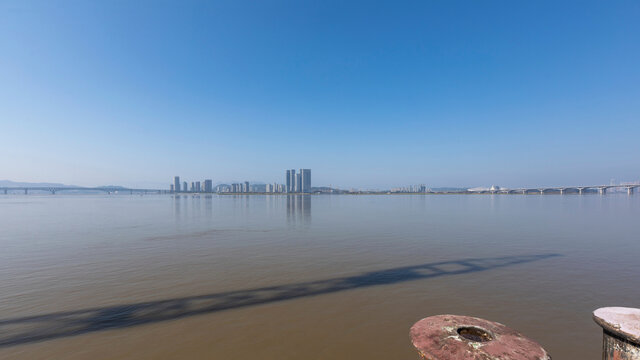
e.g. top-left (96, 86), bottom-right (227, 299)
top-left (286, 195), bottom-right (311, 226)
top-left (172, 194), bottom-right (311, 226)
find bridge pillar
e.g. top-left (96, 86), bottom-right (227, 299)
top-left (522, 189), bottom-right (526, 195)
top-left (599, 187), bottom-right (607, 195)
top-left (578, 188), bottom-right (584, 195)
top-left (24, 189), bottom-right (28, 195)
top-left (539, 189), bottom-right (544, 195)
top-left (628, 187), bottom-right (635, 195)
top-left (559, 188), bottom-right (565, 195)
top-left (3, 189), bottom-right (6, 195)
top-left (51, 190), bottom-right (56, 195)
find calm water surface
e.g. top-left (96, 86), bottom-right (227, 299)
top-left (0, 194), bottom-right (639, 359)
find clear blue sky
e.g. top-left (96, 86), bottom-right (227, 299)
top-left (1, 0), bottom-right (639, 189)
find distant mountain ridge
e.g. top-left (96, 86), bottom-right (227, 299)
top-left (0, 180), bottom-right (78, 188)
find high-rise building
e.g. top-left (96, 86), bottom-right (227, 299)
top-left (244, 181), bottom-right (250, 193)
top-left (174, 176), bottom-right (180, 192)
top-left (286, 170), bottom-right (290, 192)
top-left (286, 169), bottom-right (297, 192)
top-left (183, 182), bottom-right (188, 193)
top-left (170, 184), bottom-right (175, 192)
top-left (204, 179), bottom-right (213, 193)
top-left (300, 169), bottom-right (311, 193)
top-left (295, 172), bottom-right (302, 193)
top-left (195, 182), bottom-right (201, 192)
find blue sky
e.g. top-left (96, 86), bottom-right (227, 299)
top-left (1, 0), bottom-right (639, 189)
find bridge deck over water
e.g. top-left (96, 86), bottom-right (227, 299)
top-left (0, 186), bottom-right (164, 195)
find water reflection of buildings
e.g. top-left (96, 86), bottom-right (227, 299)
top-left (173, 194), bottom-right (310, 226)
top-left (287, 195), bottom-right (311, 225)
top-left (173, 194), bottom-right (214, 220)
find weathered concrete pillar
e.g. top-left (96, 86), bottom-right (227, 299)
top-left (593, 307), bottom-right (640, 360)
top-left (410, 315), bottom-right (551, 359)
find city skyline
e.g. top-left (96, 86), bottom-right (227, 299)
top-left (1, 1), bottom-right (639, 189)
top-left (170, 168), bottom-right (312, 193)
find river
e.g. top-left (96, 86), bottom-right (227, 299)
top-left (0, 194), bottom-right (638, 359)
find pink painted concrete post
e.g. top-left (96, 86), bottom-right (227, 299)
top-left (410, 315), bottom-right (550, 360)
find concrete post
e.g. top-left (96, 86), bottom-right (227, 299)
top-left (593, 307), bottom-right (640, 359)
top-left (578, 188), bottom-right (584, 195)
top-left (410, 315), bottom-right (551, 359)
top-left (628, 187), bottom-right (635, 195)
top-left (599, 187), bottom-right (607, 195)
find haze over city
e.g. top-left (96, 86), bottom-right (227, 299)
top-left (2, 1), bottom-right (639, 189)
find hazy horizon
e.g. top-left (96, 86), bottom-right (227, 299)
top-left (1, 1), bottom-right (639, 189)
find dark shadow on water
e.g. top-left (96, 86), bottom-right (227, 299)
top-left (0, 253), bottom-right (560, 347)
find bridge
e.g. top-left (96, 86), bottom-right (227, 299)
top-left (0, 186), bottom-right (164, 195)
top-left (476, 184), bottom-right (640, 195)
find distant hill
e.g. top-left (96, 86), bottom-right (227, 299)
top-left (0, 180), bottom-right (78, 188)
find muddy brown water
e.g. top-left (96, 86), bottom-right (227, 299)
top-left (1, 194), bottom-right (639, 359)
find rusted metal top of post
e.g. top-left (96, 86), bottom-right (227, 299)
top-left (410, 315), bottom-right (550, 360)
top-left (593, 307), bottom-right (640, 345)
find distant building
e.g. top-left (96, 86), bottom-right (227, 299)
top-left (215, 184), bottom-right (230, 193)
top-left (204, 179), bottom-right (213, 193)
top-left (231, 183), bottom-right (240, 192)
top-left (195, 181), bottom-right (201, 192)
top-left (286, 170), bottom-right (291, 192)
top-left (285, 168), bottom-right (311, 193)
top-left (174, 176), bottom-right (180, 192)
top-left (183, 181), bottom-right (188, 193)
top-left (300, 169), bottom-right (311, 193)
top-left (244, 181), bottom-right (250, 193)
top-left (286, 169), bottom-right (297, 192)
top-left (170, 184), bottom-right (175, 192)
top-left (295, 172), bottom-right (301, 192)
